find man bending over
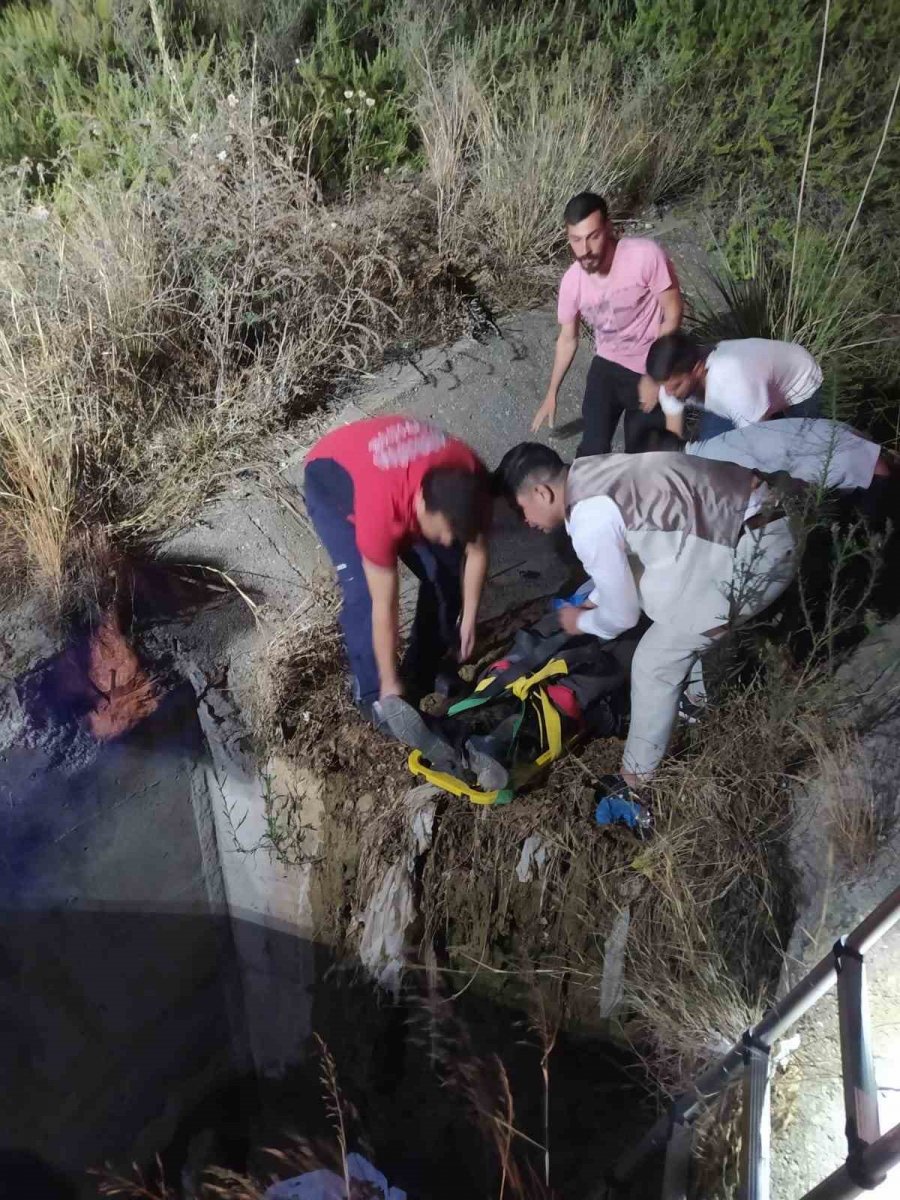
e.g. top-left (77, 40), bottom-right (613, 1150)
top-left (644, 332), bottom-right (823, 440)
top-left (494, 443), bottom-right (796, 800)
top-left (304, 416), bottom-right (490, 721)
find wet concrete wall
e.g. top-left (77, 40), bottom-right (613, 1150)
top-left (0, 680), bottom-right (246, 1190)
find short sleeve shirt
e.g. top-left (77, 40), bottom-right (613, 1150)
top-left (658, 338), bottom-right (823, 426)
top-left (305, 416), bottom-right (485, 567)
top-left (557, 237), bottom-right (678, 375)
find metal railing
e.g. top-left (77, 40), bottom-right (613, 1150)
top-left (612, 884), bottom-right (900, 1200)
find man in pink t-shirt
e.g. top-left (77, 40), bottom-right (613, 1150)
top-left (532, 192), bottom-right (683, 456)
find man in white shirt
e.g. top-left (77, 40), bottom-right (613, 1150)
top-left (643, 332), bottom-right (823, 440)
top-left (493, 442), bottom-right (797, 800)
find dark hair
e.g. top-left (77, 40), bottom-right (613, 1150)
top-left (421, 467), bottom-right (488, 544)
top-left (563, 191), bottom-right (608, 226)
top-left (646, 332), bottom-right (705, 381)
top-left (492, 443), bottom-right (566, 505)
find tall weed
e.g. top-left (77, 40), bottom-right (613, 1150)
top-left (689, 220), bottom-right (897, 424)
top-left (269, 0), bottom-right (417, 193)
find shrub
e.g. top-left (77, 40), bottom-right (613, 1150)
top-left (268, 0), bottom-right (418, 194)
top-left (687, 220), bottom-right (898, 426)
top-left (0, 77), bottom-right (459, 610)
top-left (413, 37), bottom-right (678, 294)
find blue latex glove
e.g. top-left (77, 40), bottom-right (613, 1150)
top-left (594, 794), bottom-right (651, 832)
top-left (550, 581), bottom-right (593, 611)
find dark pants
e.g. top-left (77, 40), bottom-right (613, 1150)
top-left (788, 386), bottom-right (822, 419)
top-left (577, 354), bottom-right (666, 457)
top-left (696, 385), bottom-right (823, 441)
top-left (697, 409), bottom-right (736, 440)
top-left (303, 458), bottom-right (463, 707)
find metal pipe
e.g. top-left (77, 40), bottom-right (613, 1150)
top-left (800, 1119), bottom-right (900, 1200)
top-left (740, 1044), bottom-right (771, 1200)
top-left (864, 1119), bottom-right (900, 1180)
top-left (836, 948), bottom-right (881, 1159)
top-left (752, 954), bottom-right (837, 1048)
top-left (613, 885), bottom-right (900, 1184)
top-left (846, 884), bottom-right (900, 955)
top-left (661, 1120), bottom-right (692, 1200)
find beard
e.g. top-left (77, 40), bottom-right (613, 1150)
top-left (577, 255), bottom-right (601, 274)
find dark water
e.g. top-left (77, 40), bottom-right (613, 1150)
top-left (158, 957), bottom-right (660, 1200)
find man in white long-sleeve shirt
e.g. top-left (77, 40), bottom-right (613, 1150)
top-left (493, 443), bottom-right (797, 798)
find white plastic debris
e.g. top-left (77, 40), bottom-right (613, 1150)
top-left (264, 1151), bottom-right (406, 1199)
top-left (357, 785), bottom-right (439, 994)
top-left (358, 862), bottom-right (416, 995)
top-left (406, 784), bottom-right (437, 856)
top-left (598, 906), bottom-right (631, 1018)
top-left (774, 1032), bottom-right (802, 1068)
top-left (515, 834), bottom-right (547, 883)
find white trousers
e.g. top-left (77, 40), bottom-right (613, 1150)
top-left (622, 517), bottom-right (797, 778)
top-left (686, 418), bottom-right (879, 491)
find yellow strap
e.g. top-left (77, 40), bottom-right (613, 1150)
top-left (408, 674), bottom-right (568, 804)
top-left (407, 750), bottom-right (500, 805)
top-left (508, 658), bottom-right (569, 700)
top-left (532, 686), bottom-right (563, 762)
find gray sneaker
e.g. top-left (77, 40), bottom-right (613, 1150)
top-left (372, 695), bottom-right (461, 773)
top-left (464, 735), bottom-right (510, 791)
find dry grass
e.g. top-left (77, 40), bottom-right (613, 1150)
top-left (254, 568), bottom-right (889, 1181)
top-left (412, 38), bottom-right (692, 300)
top-left (91, 1154), bottom-right (175, 1199)
top-left (619, 672), bottom-right (801, 1095)
top-left (0, 75), bottom-right (468, 615)
top-left (414, 986), bottom-right (554, 1200)
top-left (0, 352), bottom-right (75, 601)
top-left (255, 597), bottom-right (820, 1103)
top-left (809, 728), bottom-right (881, 869)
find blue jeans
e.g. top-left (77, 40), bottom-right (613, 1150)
top-left (698, 386), bottom-right (823, 440)
top-left (303, 458), bottom-right (463, 707)
top-left (697, 410), bottom-right (736, 440)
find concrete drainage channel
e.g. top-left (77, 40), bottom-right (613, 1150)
top-left (3, 308), bottom-right (900, 1196)
top-left (0, 311), bottom-right (659, 1195)
top-left (0, 601), bottom-right (648, 1197)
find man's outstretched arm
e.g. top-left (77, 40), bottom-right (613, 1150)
top-left (362, 558), bottom-right (402, 698)
top-left (558, 496), bottom-right (640, 639)
top-left (533, 318), bottom-right (580, 432)
top-left (459, 532), bottom-right (489, 661)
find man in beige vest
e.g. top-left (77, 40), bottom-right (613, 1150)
top-left (493, 443), bottom-right (796, 798)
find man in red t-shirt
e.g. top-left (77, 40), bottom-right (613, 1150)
top-left (304, 415), bottom-right (491, 717)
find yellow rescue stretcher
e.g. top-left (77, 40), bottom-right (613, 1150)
top-left (408, 658), bottom-right (571, 806)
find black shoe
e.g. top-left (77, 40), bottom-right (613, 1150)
top-left (678, 693), bottom-right (705, 725)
